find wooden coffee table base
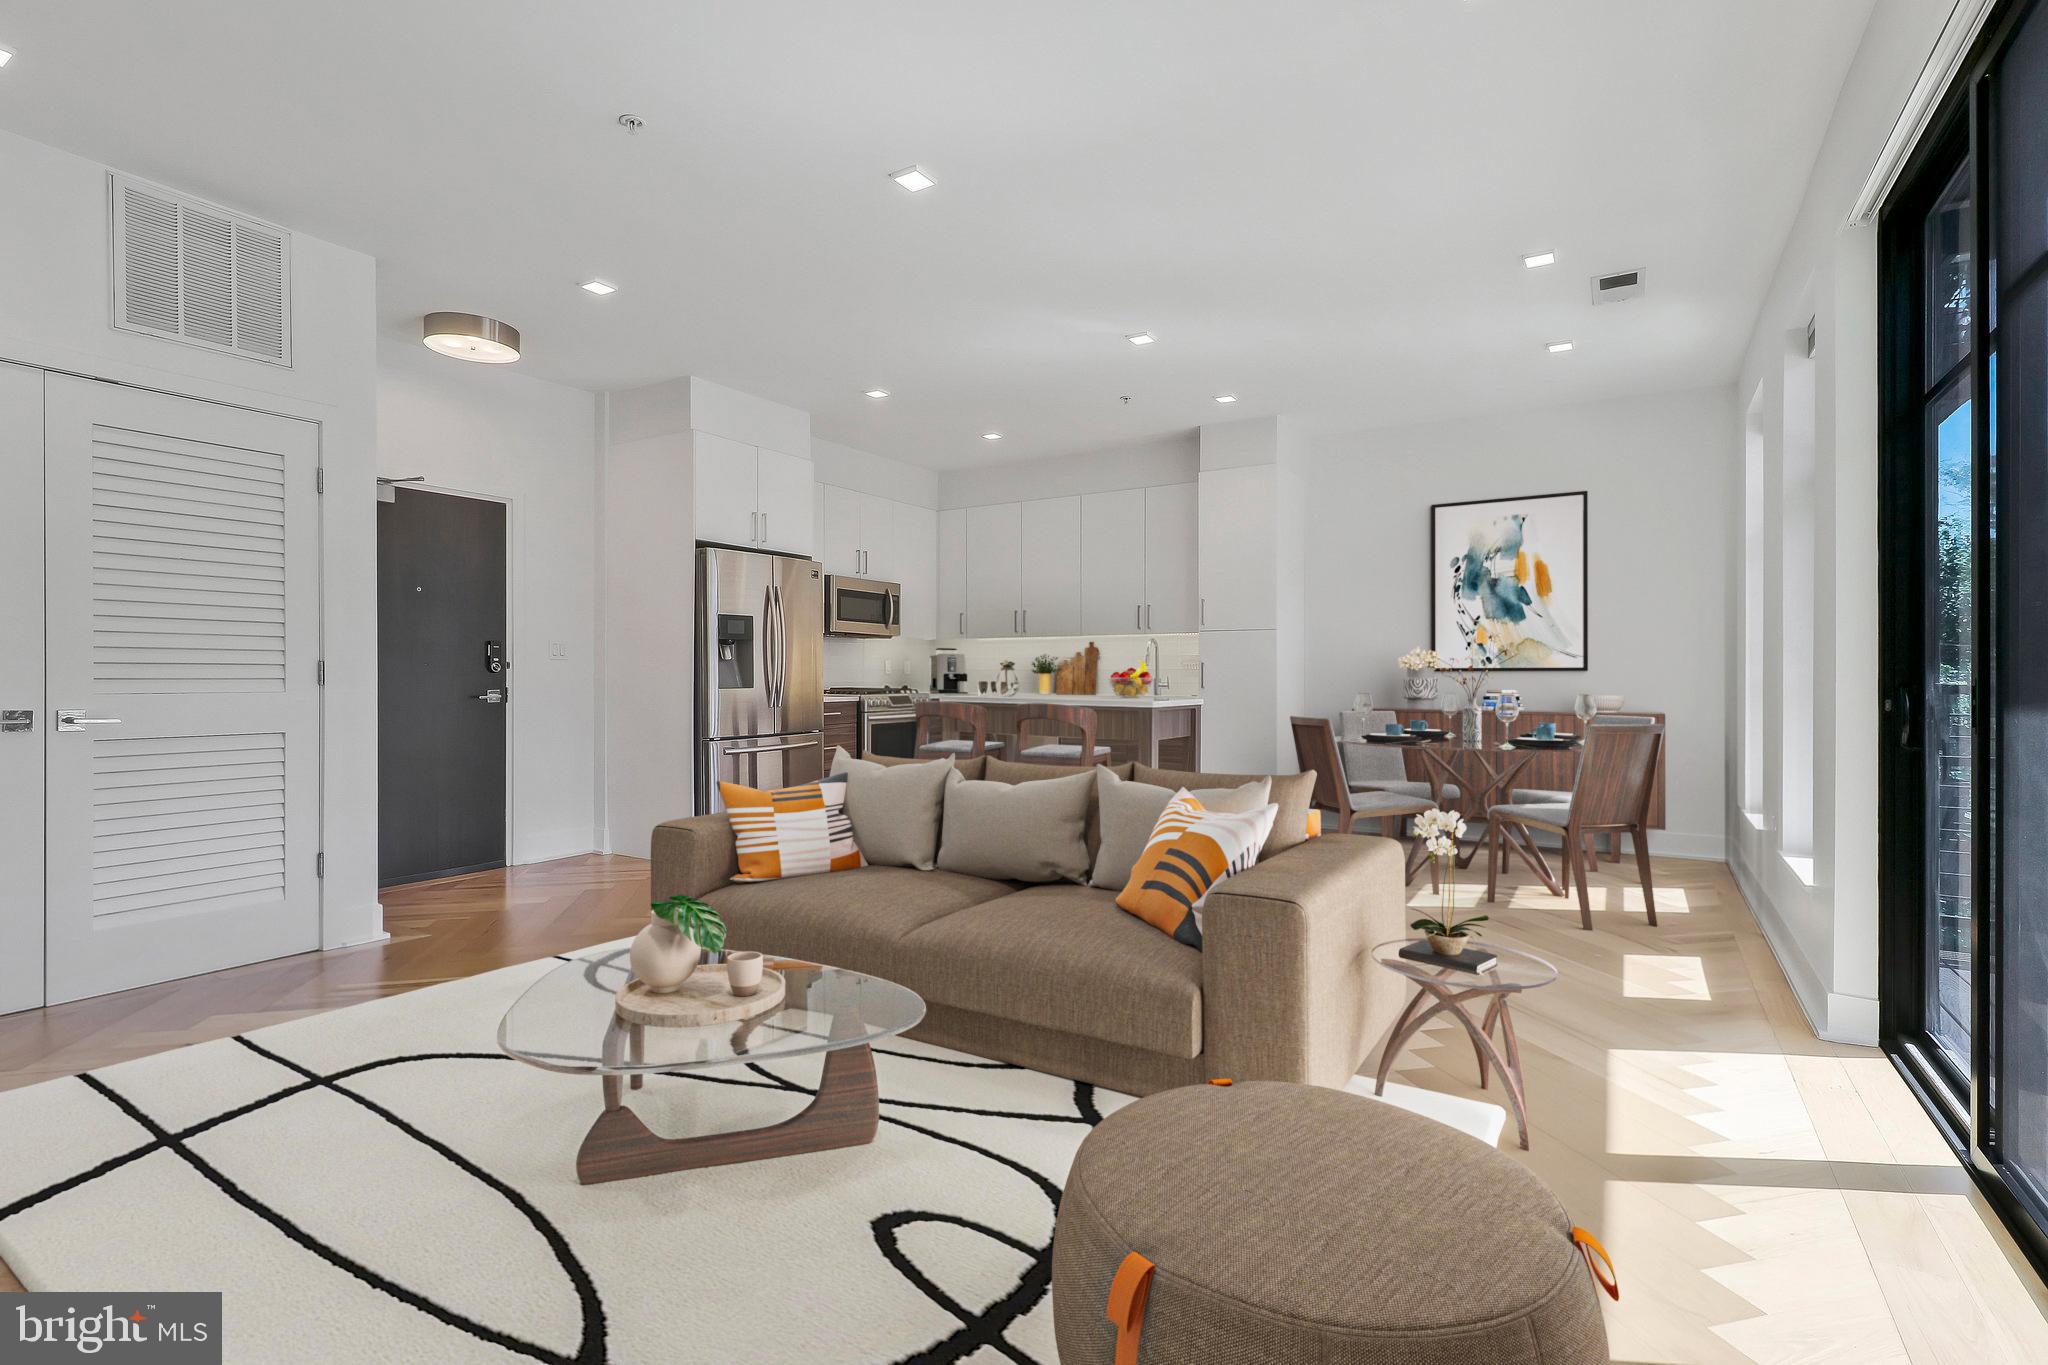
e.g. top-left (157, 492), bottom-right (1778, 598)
top-left (575, 1041), bottom-right (879, 1185)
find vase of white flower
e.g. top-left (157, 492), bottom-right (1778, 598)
top-left (1409, 809), bottom-right (1487, 957)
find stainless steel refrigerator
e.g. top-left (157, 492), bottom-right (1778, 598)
top-left (695, 546), bottom-right (825, 813)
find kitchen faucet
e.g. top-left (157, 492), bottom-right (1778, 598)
top-left (1145, 638), bottom-right (1166, 696)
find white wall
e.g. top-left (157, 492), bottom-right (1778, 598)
top-left (0, 128), bottom-right (382, 963)
top-left (936, 432), bottom-right (1197, 509)
top-left (1726, 0), bottom-right (1953, 1045)
top-left (1302, 386), bottom-right (1736, 858)
top-left (375, 340), bottom-right (602, 864)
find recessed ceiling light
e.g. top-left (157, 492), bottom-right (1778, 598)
top-left (578, 279), bottom-right (617, 295)
top-left (864, 389), bottom-right (890, 399)
top-left (1214, 394), bottom-right (1238, 403)
top-left (890, 165), bottom-right (935, 192)
top-left (1125, 332), bottom-right (1156, 346)
top-left (1523, 251), bottom-right (1557, 269)
top-left (422, 311), bottom-right (521, 364)
top-left (1547, 340), bottom-right (1575, 353)
top-left (982, 431), bottom-right (1003, 441)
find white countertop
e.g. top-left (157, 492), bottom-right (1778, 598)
top-left (949, 692), bottom-right (1202, 709)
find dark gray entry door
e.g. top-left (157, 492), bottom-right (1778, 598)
top-left (377, 487), bottom-right (507, 886)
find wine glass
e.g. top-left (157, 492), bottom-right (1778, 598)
top-left (1497, 692), bottom-right (1522, 732)
top-left (1573, 693), bottom-right (1598, 732)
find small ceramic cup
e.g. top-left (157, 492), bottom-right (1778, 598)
top-left (725, 950), bottom-right (765, 997)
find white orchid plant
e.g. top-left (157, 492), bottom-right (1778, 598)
top-left (1397, 647), bottom-right (1447, 671)
top-left (1408, 808), bottom-right (1489, 940)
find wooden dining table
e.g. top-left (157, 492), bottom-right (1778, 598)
top-left (1340, 732), bottom-right (1584, 889)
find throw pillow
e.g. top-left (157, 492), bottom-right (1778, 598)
top-left (1132, 763), bottom-right (1316, 856)
top-left (720, 772), bottom-right (865, 881)
top-left (829, 748), bottom-right (956, 870)
top-left (1090, 767), bottom-right (1273, 889)
top-left (1115, 790), bottom-right (1279, 948)
top-left (935, 769), bottom-right (1094, 883)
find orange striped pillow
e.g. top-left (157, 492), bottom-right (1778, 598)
top-left (1115, 790), bottom-right (1278, 947)
top-left (720, 773), bottom-right (865, 882)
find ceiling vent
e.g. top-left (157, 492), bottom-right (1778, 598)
top-left (109, 173), bottom-right (292, 366)
top-left (1590, 268), bottom-right (1644, 305)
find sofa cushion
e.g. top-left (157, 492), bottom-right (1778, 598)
top-left (937, 770), bottom-right (1094, 883)
top-left (1134, 763), bottom-right (1316, 855)
top-left (720, 773), bottom-right (864, 881)
top-left (1091, 768), bottom-right (1271, 889)
top-left (867, 752), bottom-right (986, 781)
top-left (829, 749), bottom-right (956, 870)
top-left (902, 883), bottom-right (1203, 1058)
top-left (982, 755), bottom-right (1132, 861)
top-left (702, 866), bottom-right (1014, 981)
top-left (1115, 791), bottom-right (1278, 948)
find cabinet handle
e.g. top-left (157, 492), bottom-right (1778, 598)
top-left (959, 611), bottom-right (965, 635)
top-left (1022, 608), bottom-right (1028, 633)
top-left (762, 512), bottom-right (769, 543)
top-left (1200, 662), bottom-right (1206, 688)
top-left (1136, 605), bottom-right (1142, 629)
top-left (1200, 597), bottom-right (1206, 626)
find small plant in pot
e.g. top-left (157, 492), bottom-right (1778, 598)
top-left (1410, 809), bottom-right (1486, 956)
top-left (1030, 654), bottom-right (1059, 693)
top-left (630, 895), bottom-right (728, 994)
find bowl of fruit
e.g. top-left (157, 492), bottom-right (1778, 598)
top-left (1110, 665), bottom-right (1152, 698)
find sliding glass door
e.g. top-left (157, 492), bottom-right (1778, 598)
top-left (1880, 0), bottom-right (2048, 1277)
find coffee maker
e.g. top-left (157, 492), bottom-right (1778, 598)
top-left (931, 650), bottom-right (967, 693)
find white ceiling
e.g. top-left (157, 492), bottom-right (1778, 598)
top-left (0, 0), bottom-right (1875, 468)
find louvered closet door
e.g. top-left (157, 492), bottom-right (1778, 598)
top-left (43, 375), bottom-right (320, 1003)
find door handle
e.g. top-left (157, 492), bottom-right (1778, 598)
top-left (474, 688), bottom-right (507, 704)
top-left (723, 740), bottom-right (812, 756)
top-left (56, 710), bottom-right (122, 732)
top-left (1887, 685), bottom-right (1914, 749)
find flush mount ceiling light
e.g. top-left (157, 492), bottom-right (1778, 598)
top-left (982, 431), bottom-right (1003, 440)
top-left (1214, 394), bottom-right (1238, 403)
top-left (1125, 332), bottom-right (1156, 346)
top-left (1522, 251), bottom-right (1557, 269)
top-left (1547, 340), bottom-right (1575, 353)
top-left (578, 279), bottom-right (617, 295)
top-left (890, 165), bottom-right (935, 192)
top-left (422, 312), bottom-right (521, 364)
top-left (864, 388), bottom-right (890, 399)
top-left (0, 46), bottom-right (14, 68)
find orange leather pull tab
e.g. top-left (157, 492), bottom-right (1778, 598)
top-left (1107, 1252), bottom-right (1156, 1365)
top-left (1208, 1078), bottom-right (1233, 1086)
top-left (1572, 1227), bottom-right (1619, 1301)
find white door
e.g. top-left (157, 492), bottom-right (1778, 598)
top-left (1019, 496), bottom-right (1082, 636)
top-left (1144, 482), bottom-right (1200, 632)
top-left (821, 484), bottom-right (863, 576)
top-left (692, 431), bottom-right (759, 547)
top-left (754, 447), bottom-right (814, 556)
top-left (937, 508), bottom-right (967, 637)
top-left (1198, 466), bottom-right (1278, 629)
top-left (1198, 628), bottom-right (1278, 773)
top-left (965, 502), bottom-right (1022, 637)
top-left (43, 375), bottom-right (322, 1003)
top-left (0, 364), bottom-right (43, 1015)
top-left (1081, 488), bottom-right (1147, 635)
top-left (896, 502), bottom-right (939, 639)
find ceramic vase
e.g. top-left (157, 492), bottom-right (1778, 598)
top-left (630, 918), bottom-right (701, 993)
top-left (1403, 667), bottom-right (1437, 701)
top-left (1457, 706), bottom-right (1484, 745)
top-left (1427, 932), bottom-right (1471, 958)
top-left (1036, 673), bottom-right (1053, 693)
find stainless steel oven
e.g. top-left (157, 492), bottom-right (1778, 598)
top-left (825, 575), bottom-right (901, 638)
top-left (861, 694), bottom-right (920, 759)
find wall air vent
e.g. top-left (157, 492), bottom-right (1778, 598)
top-left (1590, 269), bottom-right (1644, 304)
top-left (109, 173), bottom-right (292, 366)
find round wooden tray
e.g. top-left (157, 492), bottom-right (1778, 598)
top-left (615, 966), bottom-right (785, 1028)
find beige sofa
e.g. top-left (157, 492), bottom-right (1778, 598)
top-left (649, 759), bottom-right (1408, 1098)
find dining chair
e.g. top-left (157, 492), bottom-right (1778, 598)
top-left (914, 701), bottom-right (1002, 758)
top-left (1345, 709), bottom-right (1460, 804)
top-left (1013, 703), bottom-right (1112, 766)
top-left (1485, 722), bottom-right (1664, 930)
top-left (1577, 715), bottom-right (1656, 861)
top-left (1290, 716), bottom-right (1438, 886)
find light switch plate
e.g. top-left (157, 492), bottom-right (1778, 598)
top-left (548, 641), bottom-right (567, 661)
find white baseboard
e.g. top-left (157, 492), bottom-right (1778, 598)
top-left (1727, 847), bottom-right (1878, 1046)
top-left (1646, 830), bottom-right (1726, 861)
top-left (514, 830), bottom-right (600, 865)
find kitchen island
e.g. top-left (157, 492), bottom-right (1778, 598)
top-left (950, 693), bottom-right (1202, 768)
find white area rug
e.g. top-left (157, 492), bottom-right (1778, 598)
top-left (0, 946), bottom-right (1504, 1363)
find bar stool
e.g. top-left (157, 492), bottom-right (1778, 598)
top-left (1014, 704), bottom-right (1112, 766)
top-left (914, 700), bottom-right (1002, 758)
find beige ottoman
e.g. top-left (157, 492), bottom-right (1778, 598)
top-left (1053, 1081), bottom-right (1608, 1364)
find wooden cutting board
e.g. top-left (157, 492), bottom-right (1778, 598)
top-left (615, 966), bottom-right (785, 1027)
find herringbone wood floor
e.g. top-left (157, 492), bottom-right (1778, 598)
top-left (3, 848), bottom-right (2047, 1364)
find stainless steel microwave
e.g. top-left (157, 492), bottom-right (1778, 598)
top-left (825, 574), bottom-right (901, 638)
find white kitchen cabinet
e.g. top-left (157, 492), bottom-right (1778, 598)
top-left (896, 501), bottom-right (939, 639)
top-left (1199, 627), bottom-right (1278, 772)
top-left (857, 491), bottom-right (896, 581)
top-left (693, 431), bottom-right (760, 549)
top-left (1018, 496), bottom-right (1082, 636)
top-left (755, 448), bottom-right (813, 556)
top-left (938, 508), bottom-right (967, 638)
top-left (820, 484), bottom-right (863, 576)
top-left (1198, 466), bottom-right (1278, 629)
top-left (820, 483), bottom-right (903, 579)
top-left (694, 431), bottom-right (814, 555)
top-left (1144, 482), bottom-right (1199, 632)
top-left (965, 502), bottom-right (1023, 636)
top-left (1081, 488), bottom-right (1147, 634)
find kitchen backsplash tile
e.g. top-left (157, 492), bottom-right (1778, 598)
top-left (826, 632), bottom-right (1199, 695)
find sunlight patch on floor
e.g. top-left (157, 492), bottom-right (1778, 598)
top-left (1604, 1050), bottom-right (1826, 1161)
top-left (1624, 954), bottom-right (1712, 1001)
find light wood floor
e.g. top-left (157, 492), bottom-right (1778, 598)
top-left (3, 848), bottom-right (2046, 1363)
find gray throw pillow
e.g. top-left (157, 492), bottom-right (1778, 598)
top-left (829, 749), bottom-right (957, 870)
top-left (1089, 767), bottom-right (1273, 888)
top-left (936, 770), bottom-right (1095, 883)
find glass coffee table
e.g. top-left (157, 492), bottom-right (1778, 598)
top-left (499, 947), bottom-right (925, 1184)
top-left (1370, 941), bottom-right (1558, 1150)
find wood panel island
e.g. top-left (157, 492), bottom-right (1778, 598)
top-left (966, 694), bottom-right (1202, 768)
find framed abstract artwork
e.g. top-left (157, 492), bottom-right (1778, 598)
top-left (1430, 491), bottom-right (1587, 670)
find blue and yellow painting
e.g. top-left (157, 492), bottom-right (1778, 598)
top-left (1433, 492), bottom-right (1586, 670)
